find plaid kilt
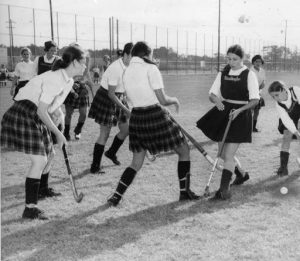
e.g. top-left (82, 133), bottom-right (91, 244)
top-left (88, 86), bottom-right (128, 126)
top-left (1, 100), bottom-right (54, 156)
top-left (64, 82), bottom-right (89, 109)
top-left (129, 104), bottom-right (185, 155)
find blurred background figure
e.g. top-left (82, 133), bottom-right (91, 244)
top-left (0, 64), bottom-right (8, 87)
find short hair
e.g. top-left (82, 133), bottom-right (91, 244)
top-left (44, 40), bottom-right (57, 52)
top-left (122, 42), bottom-right (133, 56)
top-left (268, 81), bottom-right (285, 93)
top-left (252, 54), bottom-right (264, 65)
top-left (20, 47), bottom-right (31, 56)
top-left (227, 44), bottom-right (244, 59)
top-left (131, 41), bottom-right (151, 58)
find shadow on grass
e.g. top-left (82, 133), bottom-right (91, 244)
top-left (1, 170), bottom-right (299, 260)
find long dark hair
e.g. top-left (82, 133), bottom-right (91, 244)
top-left (52, 45), bottom-right (85, 71)
top-left (131, 41), bottom-right (156, 65)
top-left (122, 42), bottom-right (133, 56)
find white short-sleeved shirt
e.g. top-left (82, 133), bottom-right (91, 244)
top-left (250, 66), bottom-right (266, 87)
top-left (276, 86), bottom-right (300, 134)
top-left (123, 57), bottom-right (164, 108)
top-left (14, 61), bottom-right (36, 81)
top-left (15, 69), bottom-right (73, 113)
top-left (100, 58), bottom-right (126, 92)
top-left (209, 65), bottom-right (260, 100)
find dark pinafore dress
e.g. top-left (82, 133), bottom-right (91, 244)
top-left (196, 67), bottom-right (253, 143)
top-left (278, 87), bottom-right (300, 134)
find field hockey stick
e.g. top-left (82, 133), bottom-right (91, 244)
top-left (145, 151), bottom-right (157, 162)
top-left (62, 145), bottom-right (84, 203)
top-left (204, 112), bottom-right (234, 197)
top-left (169, 114), bottom-right (223, 170)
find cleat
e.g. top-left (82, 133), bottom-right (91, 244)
top-left (277, 166), bottom-right (288, 176)
top-left (231, 172), bottom-right (250, 186)
top-left (179, 189), bottom-right (200, 201)
top-left (107, 194), bottom-right (121, 206)
top-left (104, 151), bottom-right (121, 165)
top-left (75, 133), bottom-right (81, 140)
top-left (22, 207), bottom-right (48, 220)
top-left (210, 189), bottom-right (231, 201)
top-left (90, 164), bottom-right (105, 174)
top-left (38, 187), bottom-right (62, 199)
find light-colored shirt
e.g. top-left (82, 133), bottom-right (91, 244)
top-left (100, 58), bottom-right (126, 92)
top-left (123, 57), bottom-right (164, 108)
top-left (250, 66), bottom-right (266, 87)
top-left (15, 69), bottom-right (73, 113)
top-left (276, 86), bottom-right (300, 134)
top-left (209, 65), bottom-right (260, 100)
top-left (14, 61), bottom-right (36, 81)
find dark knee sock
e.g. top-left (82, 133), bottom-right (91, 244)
top-left (92, 143), bottom-right (104, 167)
top-left (114, 167), bottom-right (137, 199)
top-left (107, 135), bottom-right (125, 156)
top-left (40, 172), bottom-right (49, 191)
top-left (178, 161), bottom-right (191, 191)
top-left (220, 169), bottom-right (233, 191)
top-left (25, 178), bottom-right (40, 205)
top-left (74, 121), bottom-right (85, 134)
top-left (280, 151), bottom-right (289, 168)
top-left (64, 125), bottom-right (70, 136)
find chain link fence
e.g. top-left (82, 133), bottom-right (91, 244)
top-left (1, 4), bottom-right (299, 73)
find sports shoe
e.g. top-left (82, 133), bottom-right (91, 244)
top-left (179, 189), bottom-right (201, 201)
top-left (38, 187), bottom-right (62, 199)
top-left (75, 133), bottom-right (81, 140)
top-left (210, 189), bottom-right (231, 200)
top-left (104, 151), bottom-right (121, 165)
top-left (22, 207), bottom-right (48, 220)
top-left (90, 164), bottom-right (105, 174)
top-left (231, 172), bottom-right (250, 186)
top-left (64, 132), bottom-right (71, 141)
top-left (277, 166), bottom-right (288, 176)
top-left (107, 194), bottom-right (121, 206)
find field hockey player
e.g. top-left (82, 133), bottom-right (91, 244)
top-left (1, 45), bottom-right (86, 220)
top-left (268, 81), bottom-right (300, 176)
top-left (197, 44), bottom-right (259, 200)
top-left (107, 41), bottom-right (200, 207)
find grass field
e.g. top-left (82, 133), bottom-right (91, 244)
top-left (1, 72), bottom-right (300, 261)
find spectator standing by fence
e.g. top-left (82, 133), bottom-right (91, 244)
top-left (0, 64), bottom-right (8, 87)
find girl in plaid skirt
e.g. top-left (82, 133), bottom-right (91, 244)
top-left (63, 75), bottom-right (90, 140)
top-left (88, 43), bottom-right (133, 173)
top-left (107, 41), bottom-right (200, 207)
top-left (1, 45), bottom-right (86, 220)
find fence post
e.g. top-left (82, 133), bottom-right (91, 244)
top-left (116, 19), bottom-right (119, 50)
top-left (195, 32), bottom-right (197, 73)
top-left (93, 17), bottom-right (96, 67)
top-left (7, 5), bottom-right (14, 71)
top-left (109, 17), bottom-right (112, 58)
top-left (75, 14), bottom-right (77, 42)
top-left (176, 28), bottom-right (178, 74)
top-left (32, 8), bottom-right (36, 56)
top-left (56, 12), bottom-right (59, 47)
top-left (166, 28), bottom-right (169, 74)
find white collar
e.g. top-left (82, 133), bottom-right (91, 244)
top-left (130, 57), bottom-right (144, 64)
top-left (61, 69), bottom-right (72, 83)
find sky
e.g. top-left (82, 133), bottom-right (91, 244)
top-left (0, 0), bottom-right (300, 55)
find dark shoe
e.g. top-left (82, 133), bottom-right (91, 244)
top-left (277, 166), bottom-right (288, 176)
top-left (179, 189), bottom-right (201, 201)
top-left (107, 194), bottom-right (121, 206)
top-left (22, 207), bottom-right (48, 220)
top-left (253, 128), bottom-right (259, 132)
top-left (38, 187), bottom-right (62, 199)
top-left (210, 189), bottom-right (231, 200)
top-left (105, 151), bottom-right (121, 165)
top-left (292, 135), bottom-right (297, 140)
top-left (231, 172), bottom-right (250, 186)
top-left (90, 164), bottom-right (105, 174)
top-left (74, 133), bottom-right (81, 140)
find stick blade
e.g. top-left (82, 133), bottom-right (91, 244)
top-left (75, 192), bottom-right (84, 203)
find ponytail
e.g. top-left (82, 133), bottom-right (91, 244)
top-left (51, 45), bottom-right (85, 71)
